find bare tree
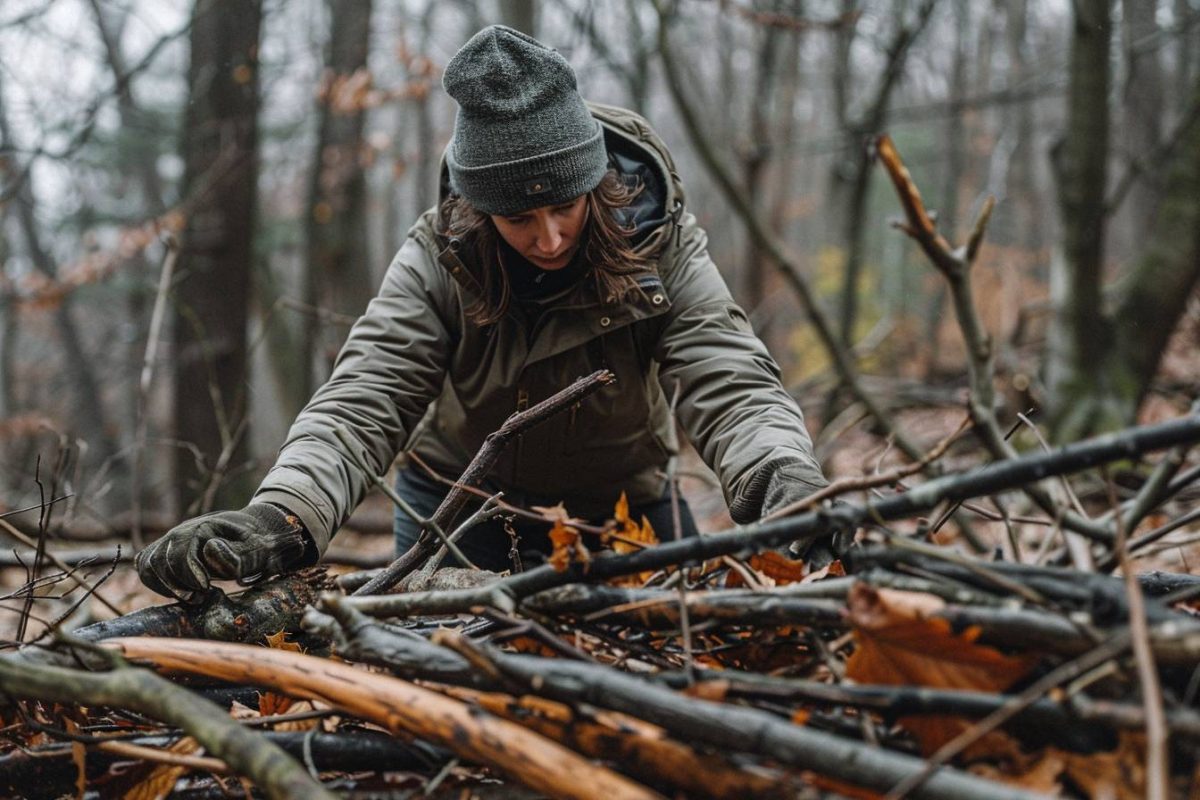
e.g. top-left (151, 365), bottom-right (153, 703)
top-left (0, 76), bottom-right (117, 479)
top-left (303, 0), bottom-right (376, 394)
top-left (497, 0), bottom-right (537, 36)
top-left (1045, 0), bottom-right (1113, 440)
top-left (173, 0), bottom-right (264, 513)
top-left (740, 0), bottom-right (786, 317)
top-left (1118, 0), bottom-right (1166, 247)
top-left (828, 0), bottom-right (937, 350)
top-left (1003, 0), bottom-right (1043, 254)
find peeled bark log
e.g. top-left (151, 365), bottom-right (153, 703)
top-left (106, 637), bottom-right (664, 800)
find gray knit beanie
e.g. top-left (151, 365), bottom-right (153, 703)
top-left (443, 25), bottom-right (608, 216)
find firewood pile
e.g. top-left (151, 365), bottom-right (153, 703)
top-left (2, 412), bottom-right (1200, 799)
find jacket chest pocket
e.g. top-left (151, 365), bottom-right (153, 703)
top-left (560, 331), bottom-right (650, 456)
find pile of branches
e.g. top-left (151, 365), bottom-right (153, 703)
top-left (1, 409), bottom-right (1200, 798)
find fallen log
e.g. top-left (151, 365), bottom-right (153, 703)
top-left (105, 636), bottom-right (664, 800)
top-left (2, 569), bottom-right (334, 675)
top-left (76, 567), bottom-right (333, 644)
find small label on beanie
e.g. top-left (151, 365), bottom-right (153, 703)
top-left (523, 175), bottom-right (552, 195)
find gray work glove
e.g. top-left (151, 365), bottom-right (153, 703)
top-left (760, 463), bottom-right (852, 567)
top-left (135, 503), bottom-right (314, 603)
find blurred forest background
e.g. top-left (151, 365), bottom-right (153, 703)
top-left (0, 0), bottom-right (1198, 541)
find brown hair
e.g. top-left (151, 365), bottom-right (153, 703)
top-left (437, 170), bottom-right (646, 326)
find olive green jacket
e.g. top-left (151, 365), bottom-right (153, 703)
top-left (254, 103), bottom-right (826, 554)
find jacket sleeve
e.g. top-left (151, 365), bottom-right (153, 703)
top-left (253, 233), bottom-right (454, 553)
top-left (654, 212), bottom-right (827, 523)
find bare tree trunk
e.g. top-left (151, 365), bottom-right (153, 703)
top-left (741, 0), bottom-right (784, 320)
top-left (1109, 69), bottom-right (1200, 414)
top-left (0, 213), bottom-right (13, 419)
top-left (88, 0), bottom-right (169, 516)
top-left (414, 4), bottom-right (439, 220)
top-left (763, 0), bottom-right (806, 351)
top-left (173, 0), bottom-right (263, 514)
top-left (496, 0), bottom-right (536, 35)
top-left (303, 0), bottom-right (375, 394)
top-left (1004, 0), bottom-right (1043, 255)
top-left (624, 0), bottom-right (652, 112)
top-left (1175, 0), bottom-right (1198, 113)
top-left (0, 79), bottom-right (117, 476)
top-left (1045, 0), bottom-right (1113, 440)
top-left (1118, 0), bottom-right (1166, 246)
top-left (832, 0), bottom-right (937, 350)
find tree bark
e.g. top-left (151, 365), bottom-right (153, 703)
top-left (1108, 69), bottom-right (1200, 411)
top-left (173, 0), bottom-right (263, 514)
top-left (109, 637), bottom-right (664, 800)
top-left (740, 0), bottom-right (783, 319)
top-left (302, 0), bottom-right (375, 398)
top-left (497, 0), bottom-right (537, 36)
top-left (1045, 0), bottom-right (1114, 440)
top-left (1118, 0), bottom-right (1166, 242)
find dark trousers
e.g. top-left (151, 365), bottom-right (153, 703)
top-left (393, 466), bottom-right (700, 573)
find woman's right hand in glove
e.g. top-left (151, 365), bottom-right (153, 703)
top-left (135, 502), bottom-right (314, 603)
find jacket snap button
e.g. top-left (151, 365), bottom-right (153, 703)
top-left (652, 293), bottom-right (664, 305)
top-left (599, 316), bottom-right (612, 327)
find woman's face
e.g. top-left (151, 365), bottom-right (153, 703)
top-left (490, 194), bottom-right (588, 271)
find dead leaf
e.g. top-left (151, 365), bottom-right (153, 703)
top-left (1059, 732), bottom-right (1146, 800)
top-left (683, 679), bottom-right (730, 702)
top-left (507, 635), bottom-right (560, 658)
top-left (258, 690), bottom-right (294, 717)
top-left (532, 502), bottom-right (573, 523)
top-left (846, 584), bottom-right (1037, 755)
top-left (802, 559), bottom-right (846, 583)
top-left (605, 499), bottom-right (661, 586)
top-left (63, 717), bottom-right (86, 800)
top-left (121, 738), bottom-right (200, 800)
top-left (264, 630), bottom-right (303, 652)
top-left (227, 700), bottom-right (258, 720)
top-left (726, 551), bottom-right (806, 587)
top-left (258, 631), bottom-right (305, 716)
top-left (972, 749), bottom-right (1065, 794)
top-left (272, 700), bottom-right (320, 732)
top-left (548, 519), bottom-right (589, 572)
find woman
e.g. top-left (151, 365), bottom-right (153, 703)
top-left (137, 25), bottom-right (828, 601)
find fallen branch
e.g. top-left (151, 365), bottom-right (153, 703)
top-left (877, 133), bottom-right (1114, 546)
top-left (340, 623), bottom-right (1042, 800)
top-left (0, 731), bottom-right (446, 797)
top-left (340, 414), bottom-right (1200, 620)
top-left (0, 649), bottom-right (335, 800)
top-left (105, 636), bottom-right (664, 800)
top-left (353, 369), bottom-right (616, 596)
top-left (439, 685), bottom-right (798, 800)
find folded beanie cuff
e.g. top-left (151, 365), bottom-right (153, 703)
top-left (446, 121), bottom-right (608, 215)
